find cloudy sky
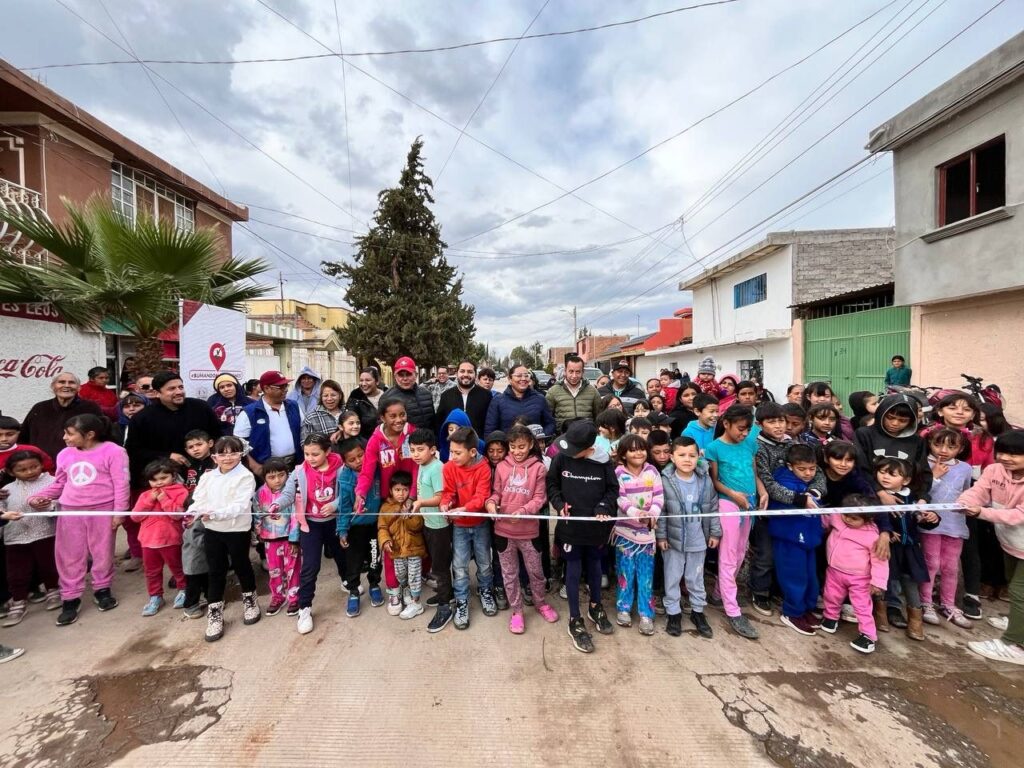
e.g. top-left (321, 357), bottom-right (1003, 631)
top-left (4, 0), bottom-right (1020, 354)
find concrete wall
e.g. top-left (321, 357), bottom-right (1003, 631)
top-left (891, 76), bottom-right (1024, 305)
top-left (791, 230), bottom-right (893, 305)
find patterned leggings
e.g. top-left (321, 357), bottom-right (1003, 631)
top-left (265, 538), bottom-right (300, 607)
top-left (615, 537), bottom-right (655, 619)
top-left (392, 556), bottom-right (423, 599)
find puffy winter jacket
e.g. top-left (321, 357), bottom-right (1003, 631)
top-left (377, 499), bottom-right (427, 558)
top-left (546, 380), bottom-right (601, 431)
top-left (657, 463), bottom-right (721, 552)
top-left (485, 387), bottom-right (556, 436)
top-left (382, 383), bottom-right (436, 431)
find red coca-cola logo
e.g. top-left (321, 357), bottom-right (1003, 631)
top-left (0, 353), bottom-right (66, 379)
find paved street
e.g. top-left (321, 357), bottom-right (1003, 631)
top-left (1, 536), bottom-right (1022, 768)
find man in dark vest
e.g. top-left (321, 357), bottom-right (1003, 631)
top-left (233, 370), bottom-right (303, 475)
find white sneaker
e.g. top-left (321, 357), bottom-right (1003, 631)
top-left (968, 638), bottom-right (1024, 666)
top-left (600, 574), bottom-right (609, 589)
top-left (840, 604), bottom-right (858, 624)
top-left (922, 604), bottom-right (940, 625)
top-left (400, 601), bottom-right (424, 620)
top-left (558, 584), bottom-right (568, 600)
top-left (296, 607), bottom-right (313, 635)
top-left (387, 594), bottom-right (403, 616)
top-left (987, 615), bottom-right (1010, 631)
top-left (402, 587), bottom-right (413, 606)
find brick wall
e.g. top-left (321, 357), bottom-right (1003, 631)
top-left (791, 229), bottom-right (894, 305)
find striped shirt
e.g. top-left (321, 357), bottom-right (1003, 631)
top-left (614, 463), bottom-right (664, 546)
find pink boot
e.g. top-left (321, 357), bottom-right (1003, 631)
top-left (537, 603), bottom-right (559, 623)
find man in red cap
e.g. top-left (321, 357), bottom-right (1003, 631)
top-left (383, 356), bottom-right (435, 431)
top-left (234, 370), bottom-right (303, 473)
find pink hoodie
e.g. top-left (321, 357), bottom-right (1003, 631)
top-left (958, 463), bottom-right (1024, 558)
top-left (487, 454), bottom-right (547, 539)
top-left (33, 441), bottom-right (130, 512)
top-left (821, 514), bottom-right (889, 590)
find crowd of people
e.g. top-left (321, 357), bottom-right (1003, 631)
top-left (0, 352), bottom-right (1020, 667)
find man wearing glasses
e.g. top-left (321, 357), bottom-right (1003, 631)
top-left (233, 371), bottom-right (303, 475)
top-left (132, 374), bottom-right (159, 401)
top-left (382, 356), bottom-right (435, 431)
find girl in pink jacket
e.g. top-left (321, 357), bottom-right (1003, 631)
top-left (960, 430), bottom-right (1024, 667)
top-left (485, 425), bottom-right (558, 634)
top-left (131, 458), bottom-right (188, 616)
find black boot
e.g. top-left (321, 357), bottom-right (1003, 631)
top-left (691, 610), bottom-right (714, 639)
top-left (666, 613), bottom-right (683, 637)
top-left (56, 598), bottom-right (81, 626)
top-left (887, 605), bottom-right (907, 629)
top-left (93, 588), bottom-right (118, 612)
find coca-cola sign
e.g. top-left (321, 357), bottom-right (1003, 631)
top-left (0, 353), bottom-right (66, 379)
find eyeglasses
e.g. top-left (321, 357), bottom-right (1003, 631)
top-left (138, 384), bottom-right (153, 391)
top-left (511, 374), bottom-right (531, 380)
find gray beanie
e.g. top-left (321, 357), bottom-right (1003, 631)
top-left (698, 356), bottom-right (716, 375)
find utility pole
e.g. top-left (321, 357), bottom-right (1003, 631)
top-left (572, 305), bottom-right (578, 346)
top-left (636, 314), bottom-right (640, 338)
top-left (278, 272), bottom-right (290, 327)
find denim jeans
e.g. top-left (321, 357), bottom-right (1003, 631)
top-left (452, 524), bottom-right (493, 601)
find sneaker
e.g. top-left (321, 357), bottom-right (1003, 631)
top-left (728, 614), bottom-right (760, 640)
top-left (141, 596), bottom-right (164, 617)
top-left (938, 605), bottom-right (973, 629)
top-left (850, 633), bottom-right (876, 654)
top-left (537, 603), bottom-right (559, 623)
top-left (340, 580), bottom-right (351, 594)
top-left (428, 604), bottom-right (453, 633)
top-left (56, 598), bottom-right (81, 626)
top-left (587, 603), bottom-right (614, 635)
top-left (1, 600), bottom-right (27, 627)
top-left (802, 612), bottom-right (822, 629)
top-left (44, 589), bottom-right (61, 611)
top-left (616, 610), bottom-right (632, 628)
top-left (454, 600), bottom-right (470, 630)
top-left (691, 611), bottom-right (713, 638)
top-left (266, 598), bottom-right (285, 617)
top-left (666, 613), bottom-right (683, 637)
top-left (241, 591), bottom-right (261, 625)
top-left (600, 574), bottom-right (610, 590)
top-left (820, 617), bottom-right (839, 634)
top-left (425, 594), bottom-right (444, 608)
top-left (369, 586), bottom-right (385, 607)
top-left (387, 594), bottom-right (403, 616)
top-left (123, 557), bottom-right (143, 573)
top-left (922, 604), bottom-right (940, 625)
top-left (558, 584), bottom-right (568, 600)
top-left (887, 606), bottom-right (908, 629)
top-left (638, 617), bottom-right (655, 636)
top-left (402, 587), bottom-right (413, 606)
top-left (568, 617), bottom-right (594, 653)
top-left (172, 591), bottom-right (186, 610)
top-left (494, 586), bottom-right (509, 611)
top-left (346, 593), bottom-right (361, 617)
top-left (962, 593), bottom-right (983, 620)
top-left (286, 603), bottom-right (299, 616)
top-left (997, 586), bottom-right (1010, 603)
top-left (840, 604), bottom-right (858, 624)
top-left (27, 589), bottom-right (46, 604)
top-left (752, 595), bottom-right (772, 617)
top-left (424, 574), bottom-right (439, 590)
top-left (987, 615), bottom-right (1009, 631)
top-left (781, 614), bottom-right (816, 636)
top-left (0, 644), bottom-right (25, 664)
top-left (653, 594), bottom-right (666, 616)
top-left (184, 603), bottom-right (206, 620)
top-left (296, 607), bottom-right (313, 635)
top-left (205, 602), bottom-right (224, 642)
top-left (479, 589), bottom-right (498, 617)
top-left (509, 612), bottom-right (525, 634)
top-left (93, 589), bottom-right (118, 612)
top-left (523, 583), bottom-right (535, 607)
top-left (968, 638), bottom-right (1024, 666)
top-left (400, 601), bottom-right (424, 620)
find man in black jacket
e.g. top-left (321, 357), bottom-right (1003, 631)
top-left (382, 356), bottom-right (435, 431)
top-left (598, 359), bottom-right (647, 415)
top-left (436, 360), bottom-right (490, 435)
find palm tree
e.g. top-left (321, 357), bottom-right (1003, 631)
top-left (0, 196), bottom-right (271, 374)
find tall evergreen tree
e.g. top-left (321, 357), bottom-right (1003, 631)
top-left (323, 138), bottom-right (476, 369)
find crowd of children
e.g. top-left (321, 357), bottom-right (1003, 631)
top-left (1, 358), bottom-right (1022, 668)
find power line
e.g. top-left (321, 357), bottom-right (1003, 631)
top-left (23, 1), bottom-right (741, 69)
top-left (331, 0), bottom-right (356, 226)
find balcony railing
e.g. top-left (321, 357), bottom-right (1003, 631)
top-left (0, 178), bottom-right (50, 267)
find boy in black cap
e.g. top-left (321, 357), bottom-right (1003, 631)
top-left (546, 420), bottom-right (619, 653)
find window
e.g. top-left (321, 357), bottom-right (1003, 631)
top-left (938, 136), bottom-right (1005, 226)
top-left (733, 273), bottom-right (767, 308)
top-left (738, 359), bottom-right (762, 383)
top-left (110, 162), bottom-right (195, 232)
top-left (111, 164), bottom-right (135, 223)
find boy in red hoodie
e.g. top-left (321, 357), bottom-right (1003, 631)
top-left (441, 427), bottom-right (495, 630)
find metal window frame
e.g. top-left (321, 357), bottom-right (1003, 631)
top-left (111, 162), bottom-right (195, 232)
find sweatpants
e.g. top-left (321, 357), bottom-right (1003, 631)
top-left (56, 513), bottom-right (116, 600)
top-left (264, 538), bottom-right (300, 607)
top-left (392, 556), bottom-right (423, 598)
top-left (423, 526), bottom-right (453, 604)
top-left (204, 529), bottom-right (254, 604)
top-left (772, 538), bottom-right (818, 618)
top-left (5, 536), bottom-right (59, 600)
top-left (562, 543), bottom-right (604, 620)
top-left (184, 573), bottom-right (209, 608)
top-left (663, 548), bottom-right (707, 616)
top-left (717, 501), bottom-right (753, 618)
top-left (298, 518), bottom-right (345, 608)
top-left (748, 517), bottom-right (774, 598)
top-left (822, 567), bottom-right (877, 641)
top-left (615, 538), bottom-right (655, 619)
top-left (921, 533), bottom-right (964, 609)
top-left (122, 517), bottom-right (143, 559)
top-left (1002, 554), bottom-right (1024, 646)
top-left (342, 523), bottom-right (381, 593)
top-left (142, 545), bottom-right (185, 598)
top-left (496, 535), bottom-right (548, 614)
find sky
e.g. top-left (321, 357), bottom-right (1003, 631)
top-left (3, 0), bottom-right (1021, 356)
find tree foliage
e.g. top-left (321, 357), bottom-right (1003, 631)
top-left (323, 138), bottom-right (476, 370)
top-left (509, 340), bottom-right (545, 371)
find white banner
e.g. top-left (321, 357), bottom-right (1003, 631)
top-left (178, 300), bottom-right (246, 400)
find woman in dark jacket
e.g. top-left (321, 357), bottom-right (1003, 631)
top-left (205, 374), bottom-right (255, 436)
top-left (347, 367), bottom-right (383, 438)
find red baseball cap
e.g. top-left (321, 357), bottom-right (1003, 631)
top-left (258, 370), bottom-right (291, 387)
top-left (394, 356), bottom-right (417, 373)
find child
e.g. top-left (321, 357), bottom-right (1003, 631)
top-left (337, 409), bottom-right (364, 441)
top-left (682, 393), bottom-right (719, 455)
top-left (0, 416), bottom-right (53, 478)
top-left (884, 354), bottom-right (911, 388)
top-left (484, 431), bottom-right (509, 467)
top-left (628, 417), bottom-right (653, 442)
top-left (28, 414), bottom-right (129, 627)
top-left (442, 426), bottom-right (495, 629)
top-left (483, 429), bottom-right (509, 610)
top-left (182, 431), bottom-right (216, 490)
top-left (187, 435), bottom-right (258, 642)
top-left (409, 429), bottom-right (452, 632)
top-left (632, 400), bottom-right (652, 420)
top-left (486, 424), bottom-right (557, 635)
top-left (802, 403), bottom-right (840, 448)
top-left (291, 434), bottom-right (345, 634)
top-left (658, 436), bottom-right (719, 638)
top-left (595, 409), bottom-right (626, 455)
top-left (0, 451), bottom-right (59, 625)
top-left (439, 408), bottom-right (479, 462)
top-left (961, 430), bottom-right (1024, 666)
top-left (705, 405), bottom-right (765, 640)
top-left (613, 434), bottom-right (663, 636)
top-left (855, 393), bottom-right (931, 501)
top-left (848, 391), bottom-right (878, 431)
top-left (766, 444), bottom-right (824, 636)
top-left (378, 470), bottom-right (427, 619)
top-left (253, 457), bottom-right (300, 617)
top-left (337, 437), bottom-right (384, 617)
top-left (734, 381), bottom-right (759, 412)
top-left (819, 494), bottom-right (890, 654)
top-left (694, 356), bottom-right (719, 395)
top-left (668, 383), bottom-right (701, 436)
top-left (780, 403), bottom-right (807, 442)
top-left (874, 456), bottom-right (939, 640)
top-left (920, 428), bottom-right (973, 629)
top-left (648, 430), bottom-right (672, 472)
top-left (820, 440), bottom-right (876, 508)
top-left (548, 420), bottom-right (618, 654)
top-left (181, 430), bottom-right (216, 619)
top-left (131, 459), bottom-right (188, 616)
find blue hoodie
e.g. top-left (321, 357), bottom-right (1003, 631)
top-left (766, 466), bottom-right (823, 550)
top-left (439, 408), bottom-right (486, 462)
top-left (286, 366), bottom-right (322, 421)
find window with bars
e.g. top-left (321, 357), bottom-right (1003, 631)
top-left (938, 136), bottom-right (1005, 226)
top-left (738, 359), bottom-right (762, 383)
top-left (733, 273), bottom-right (767, 308)
top-left (110, 162), bottom-right (195, 232)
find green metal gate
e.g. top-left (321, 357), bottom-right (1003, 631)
top-left (803, 306), bottom-right (911, 407)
